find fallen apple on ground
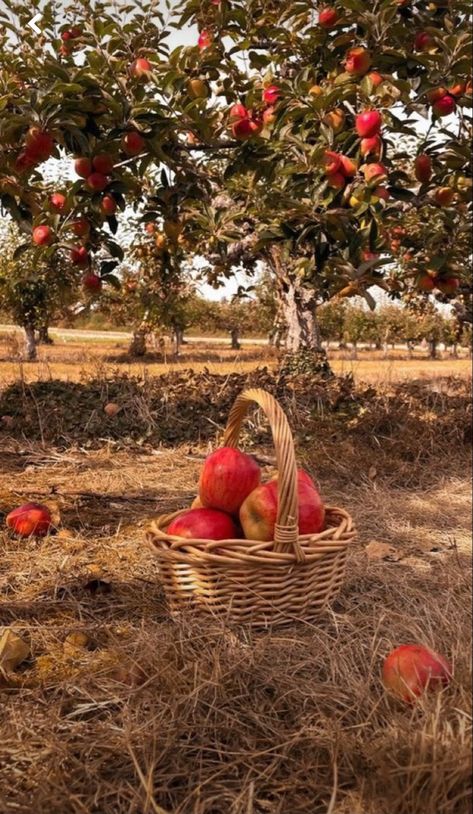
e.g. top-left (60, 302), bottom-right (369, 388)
top-left (6, 503), bottom-right (52, 537)
top-left (382, 644), bottom-right (452, 702)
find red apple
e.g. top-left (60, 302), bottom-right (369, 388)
top-left (319, 7), bottom-right (339, 28)
top-left (70, 246), bottom-right (89, 266)
top-left (199, 447), bottom-right (261, 515)
top-left (6, 502), bottom-right (52, 537)
top-left (414, 31), bottom-right (434, 51)
top-left (229, 103), bottom-right (249, 120)
top-left (101, 194), bottom-right (117, 215)
top-left (14, 151), bottom-right (38, 172)
top-left (367, 71), bottom-right (384, 87)
top-left (432, 94), bottom-right (456, 117)
top-left (434, 186), bottom-right (455, 206)
top-left (360, 135), bottom-right (382, 158)
top-left (71, 219), bottom-right (90, 237)
top-left (92, 154), bottom-right (115, 174)
top-left (414, 154), bottom-right (432, 183)
top-left (50, 193), bottom-right (68, 213)
top-left (437, 276), bottom-right (460, 295)
top-left (86, 172), bottom-right (108, 191)
top-left (262, 85), bottom-right (281, 105)
top-left (416, 274), bottom-right (435, 292)
top-left (129, 57), bottom-right (152, 78)
top-left (327, 172), bottom-right (346, 189)
top-left (82, 272), bottom-right (102, 292)
top-left (339, 155), bottom-right (357, 177)
top-left (362, 250), bottom-right (379, 262)
top-left (74, 157), bottom-right (93, 178)
top-left (231, 117), bottom-right (261, 140)
top-left (373, 186), bottom-right (390, 201)
top-left (121, 131), bottom-right (145, 156)
top-left (25, 127), bottom-right (54, 161)
top-left (355, 110), bottom-right (382, 138)
top-left (344, 47), bottom-right (372, 76)
top-left (32, 225), bottom-right (53, 246)
top-left (198, 30), bottom-right (212, 50)
top-left (363, 162), bottom-right (388, 183)
top-left (167, 508), bottom-right (238, 540)
top-left (324, 150), bottom-right (342, 175)
top-left (382, 644), bottom-right (452, 703)
top-left (240, 479), bottom-right (325, 542)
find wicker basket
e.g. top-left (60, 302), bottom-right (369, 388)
top-left (147, 388), bottom-right (356, 626)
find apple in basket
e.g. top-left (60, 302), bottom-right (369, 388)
top-left (199, 447), bottom-right (261, 515)
top-left (167, 508), bottom-right (239, 540)
top-left (382, 644), bottom-right (452, 703)
top-left (239, 476), bottom-right (325, 542)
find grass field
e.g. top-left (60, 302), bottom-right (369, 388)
top-left (0, 332), bottom-right (471, 814)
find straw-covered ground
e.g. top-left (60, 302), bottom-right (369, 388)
top-left (0, 365), bottom-right (471, 814)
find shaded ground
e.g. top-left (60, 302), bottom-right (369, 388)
top-left (0, 393), bottom-right (471, 813)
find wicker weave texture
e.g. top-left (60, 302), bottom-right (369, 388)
top-left (147, 388), bottom-right (356, 626)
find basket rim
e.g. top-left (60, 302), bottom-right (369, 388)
top-left (147, 505), bottom-right (356, 567)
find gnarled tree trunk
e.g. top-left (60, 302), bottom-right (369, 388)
top-left (37, 325), bottom-right (53, 345)
top-left (267, 249), bottom-right (332, 377)
top-left (24, 323), bottom-right (37, 361)
top-left (128, 327), bottom-right (148, 357)
top-left (230, 327), bottom-right (241, 350)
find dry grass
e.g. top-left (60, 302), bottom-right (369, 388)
top-left (0, 433), bottom-right (471, 814)
top-left (0, 333), bottom-right (471, 385)
top-left (0, 337), bottom-right (471, 813)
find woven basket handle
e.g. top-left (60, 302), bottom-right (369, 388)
top-left (223, 388), bottom-right (304, 561)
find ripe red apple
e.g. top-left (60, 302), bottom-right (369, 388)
top-left (50, 192), bottom-right (68, 213)
top-left (32, 225), bottom-right (53, 246)
top-left (82, 272), bottom-right (102, 292)
top-left (240, 479), bottom-right (325, 542)
top-left (432, 93), bottom-right (456, 117)
top-left (71, 218), bottom-right (90, 237)
top-left (61, 26), bottom-right (81, 41)
top-left (198, 30), bottom-right (212, 50)
top-left (355, 110), bottom-right (382, 138)
top-left (414, 154), bottom-right (432, 183)
top-left (382, 644), bottom-right (452, 703)
top-left (362, 250), bottom-right (379, 262)
top-left (324, 150), bottom-right (341, 175)
top-left (327, 172), bottom-right (346, 189)
top-left (129, 57), bottom-right (152, 78)
top-left (367, 71), bottom-right (384, 87)
top-left (121, 131), bottom-right (145, 156)
top-left (339, 155), bottom-right (357, 177)
top-left (199, 447), bottom-right (261, 515)
top-left (92, 154), bottom-right (115, 174)
top-left (6, 502), bottom-right (52, 537)
top-left (231, 117), bottom-right (261, 140)
top-left (25, 127), bottom-right (54, 161)
top-left (167, 508), bottom-right (238, 540)
top-left (434, 186), bottom-right (455, 206)
top-left (416, 273), bottom-right (435, 292)
top-left (448, 82), bottom-right (466, 98)
top-left (74, 157), bottom-right (92, 178)
top-left (319, 7), bottom-right (339, 28)
top-left (360, 135), bottom-right (382, 158)
top-left (344, 47), bottom-right (372, 76)
top-left (262, 85), bottom-right (281, 105)
top-left (229, 103), bottom-right (249, 120)
top-left (86, 172), bottom-right (108, 192)
top-left (414, 31), bottom-right (434, 51)
top-left (363, 162), bottom-right (388, 183)
top-left (14, 151), bottom-right (38, 173)
top-left (101, 194), bottom-right (117, 215)
top-left (437, 276), bottom-right (460, 295)
top-left (373, 186), bottom-right (390, 201)
top-left (71, 246), bottom-right (89, 266)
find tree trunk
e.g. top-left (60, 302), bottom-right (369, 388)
top-left (429, 339), bottom-right (438, 360)
top-left (230, 327), bottom-right (241, 350)
top-left (172, 326), bottom-right (184, 357)
top-left (407, 340), bottom-right (414, 359)
top-left (128, 327), bottom-right (148, 357)
top-left (36, 325), bottom-right (53, 345)
top-left (24, 324), bottom-right (37, 361)
top-left (450, 343), bottom-right (458, 358)
top-left (351, 341), bottom-right (358, 360)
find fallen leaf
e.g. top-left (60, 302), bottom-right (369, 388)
top-left (365, 541), bottom-right (402, 561)
top-left (0, 629), bottom-right (30, 675)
